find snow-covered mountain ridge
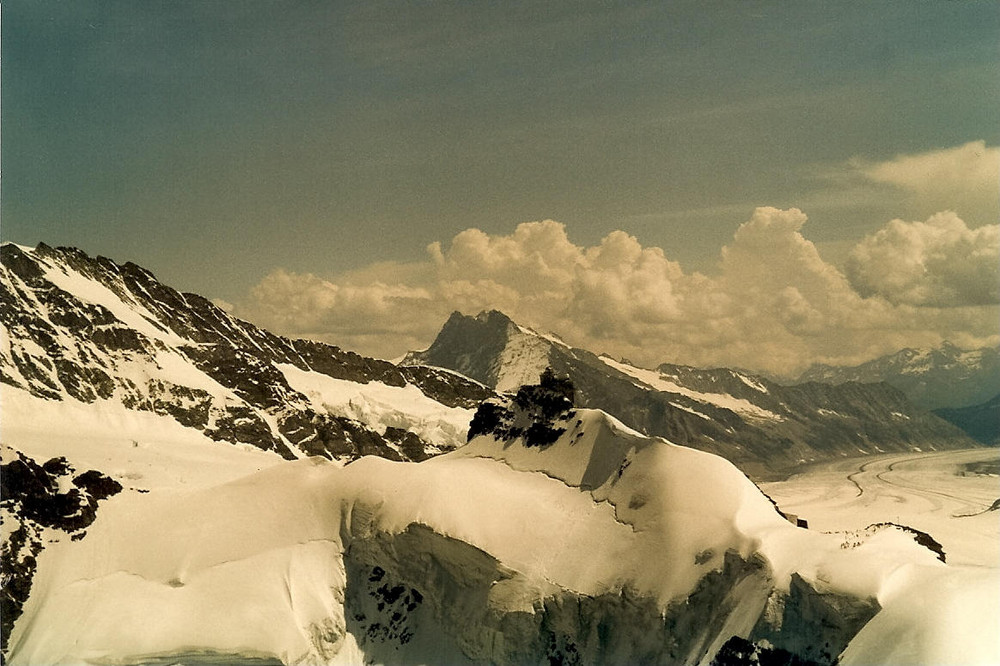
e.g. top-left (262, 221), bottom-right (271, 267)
top-left (1, 243), bottom-right (492, 464)
top-left (404, 310), bottom-right (978, 478)
top-left (2, 246), bottom-right (995, 665)
top-left (0, 243), bottom-right (504, 655)
top-left (6, 389), bottom-right (996, 665)
top-left (797, 342), bottom-right (1000, 410)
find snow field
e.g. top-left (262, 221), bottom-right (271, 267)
top-left (840, 564), bottom-right (1000, 666)
top-left (277, 363), bottom-right (473, 449)
top-left (761, 449), bottom-right (1000, 568)
top-left (1, 386), bottom-right (284, 491)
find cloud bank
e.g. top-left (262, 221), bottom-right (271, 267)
top-left (846, 212), bottom-right (999, 307)
top-left (238, 209), bottom-right (998, 376)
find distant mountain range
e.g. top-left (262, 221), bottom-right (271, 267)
top-left (403, 310), bottom-right (978, 478)
top-left (2, 243), bottom-right (982, 481)
top-left (797, 343), bottom-right (1000, 411)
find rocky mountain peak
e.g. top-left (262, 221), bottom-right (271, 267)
top-left (404, 310), bottom-right (551, 391)
top-left (406, 310), bottom-right (979, 478)
top-left (474, 309), bottom-right (515, 326)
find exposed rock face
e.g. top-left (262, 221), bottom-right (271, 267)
top-left (406, 311), bottom-right (978, 478)
top-left (1, 243), bottom-right (493, 463)
top-left (468, 371), bottom-right (576, 449)
top-left (797, 342), bottom-right (1000, 411)
top-left (756, 573), bottom-right (879, 665)
top-left (406, 310), bottom-right (529, 390)
top-left (1, 447), bottom-right (123, 654)
top-left (341, 527), bottom-right (842, 666)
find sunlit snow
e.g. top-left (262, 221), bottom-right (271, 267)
top-left (278, 363), bottom-right (473, 448)
top-left (600, 356), bottom-right (784, 421)
top-left (7, 410), bottom-right (997, 665)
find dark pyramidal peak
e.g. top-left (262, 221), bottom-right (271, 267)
top-left (404, 309), bottom-right (543, 390)
top-left (404, 310), bottom-right (978, 479)
top-left (1, 243), bottom-right (493, 465)
top-left (797, 342), bottom-right (1000, 411)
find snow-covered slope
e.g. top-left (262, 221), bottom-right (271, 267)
top-left (0, 242), bottom-right (495, 647)
top-left (798, 342), bottom-right (1000, 410)
top-left (7, 393), bottom-right (997, 665)
top-left (1, 243), bottom-right (492, 464)
top-left (404, 310), bottom-right (978, 477)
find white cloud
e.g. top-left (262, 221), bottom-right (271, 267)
top-left (246, 268), bottom-right (442, 356)
top-left (851, 140), bottom-right (1000, 223)
top-left (236, 211), bottom-right (999, 376)
top-left (846, 212), bottom-right (999, 307)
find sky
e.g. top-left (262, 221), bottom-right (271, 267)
top-left (3, 1), bottom-right (999, 375)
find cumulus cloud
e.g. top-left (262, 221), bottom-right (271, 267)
top-left (851, 140), bottom-right (999, 223)
top-left (246, 268), bottom-right (442, 357)
top-left (846, 212), bottom-right (999, 307)
top-left (235, 211), bottom-right (999, 376)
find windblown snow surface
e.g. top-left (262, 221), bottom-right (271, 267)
top-left (6, 409), bottom-right (998, 665)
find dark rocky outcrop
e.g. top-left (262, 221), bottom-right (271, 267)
top-left (1, 449), bottom-right (123, 655)
top-left (468, 369), bottom-right (575, 448)
top-left (757, 573), bottom-right (879, 664)
top-left (712, 636), bottom-right (819, 666)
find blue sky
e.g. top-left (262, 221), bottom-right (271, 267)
top-left (3, 1), bottom-right (998, 369)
